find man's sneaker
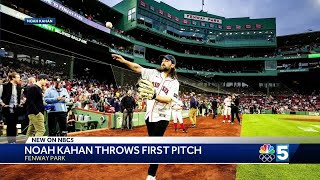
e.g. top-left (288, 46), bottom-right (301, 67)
top-left (175, 128), bottom-right (178, 132)
top-left (146, 175), bottom-right (156, 180)
top-left (228, 120), bottom-right (231, 123)
top-left (231, 122), bottom-right (234, 125)
top-left (222, 120), bottom-right (226, 123)
top-left (182, 129), bottom-right (187, 133)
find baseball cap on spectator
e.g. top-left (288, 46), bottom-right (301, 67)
top-left (38, 74), bottom-right (49, 80)
top-left (159, 54), bottom-right (176, 65)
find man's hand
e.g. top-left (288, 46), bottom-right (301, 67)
top-left (57, 97), bottom-right (66, 101)
top-left (1, 103), bottom-right (8, 107)
top-left (112, 54), bottom-right (126, 63)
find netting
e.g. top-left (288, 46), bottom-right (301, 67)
top-left (110, 65), bottom-right (141, 89)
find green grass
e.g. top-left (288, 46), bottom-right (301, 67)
top-left (237, 114), bottom-right (320, 180)
top-left (241, 114), bottom-right (320, 136)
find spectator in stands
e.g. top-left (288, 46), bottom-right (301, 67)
top-left (67, 111), bottom-right (76, 132)
top-left (44, 77), bottom-right (71, 136)
top-left (0, 72), bottom-right (23, 143)
top-left (26, 74), bottom-right (49, 137)
top-left (96, 96), bottom-right (106, 112)
top-left (113, 97), bottom-right (121, 113)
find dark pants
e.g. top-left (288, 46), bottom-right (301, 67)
top-left (145, 119), bottom-right (169, 177)
top-left (4, 112), bottom-right (18, 143)
top-left (67, 122), bottom-right (75, 132)
top-left (231, 107), bottom-right (241, 123)
top-left (122, 111), bottom-right (133, 129)
top-left (204, 108), bottom-right (208, 116)
top-left (212, 108), bottom-right (217, 119)
top-left (48, 112), bottom-right (67, 136)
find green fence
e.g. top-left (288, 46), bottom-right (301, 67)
top-left (72, 109), bottom-right (191, 131)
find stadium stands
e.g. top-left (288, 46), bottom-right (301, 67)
top-left (0, 0), bottom-right (319, 133)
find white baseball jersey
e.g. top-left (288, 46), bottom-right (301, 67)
top-left (141, 68), bottom-right (179, 122)
top-left (224, 97), bottom-right (232, 107)
top-left (171, 100), bottom-right (183, 111)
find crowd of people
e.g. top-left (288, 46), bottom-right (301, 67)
top-left (1, 57), bottom-right (319, 117)
top-left (0, 54), bottom-right (320, 145)
top-left (277, 42), bottom-right (320, 56)
top-left (6, 0), bottom-right (320, 64)
top-left (148, 56), bottom-right (264, 73)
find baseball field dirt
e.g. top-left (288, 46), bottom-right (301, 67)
top-left (0, 115), bottom-right (241, 180)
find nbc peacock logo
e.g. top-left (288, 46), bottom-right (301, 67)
top-left (259, 144), bottom-right (276, 162)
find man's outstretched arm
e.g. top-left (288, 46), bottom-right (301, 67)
top-left (112, 54), bottom-right (142, 74)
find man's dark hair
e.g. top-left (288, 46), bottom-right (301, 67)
top-left (168, 67), bottom-right (177, 79)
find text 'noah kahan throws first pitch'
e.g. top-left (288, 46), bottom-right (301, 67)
top-left (112, 53), bottom-right (180, 180)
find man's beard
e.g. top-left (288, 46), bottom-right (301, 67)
top-left (157, 66), bottom-right (170, 72)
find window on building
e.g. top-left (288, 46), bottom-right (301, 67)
top-left (128, 7), bottom-right (136, 21)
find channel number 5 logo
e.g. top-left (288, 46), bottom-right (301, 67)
top-left (276, 145), bottom-right (289, 162)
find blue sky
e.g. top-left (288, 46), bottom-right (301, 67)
top-left (102, 0), bottom-right (320, 36)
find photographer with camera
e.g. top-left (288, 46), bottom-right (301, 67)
top-left (44, 77), bottom-right (70, 136)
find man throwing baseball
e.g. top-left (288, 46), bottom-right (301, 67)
top-left (112, 54), bottom-right (179, 180)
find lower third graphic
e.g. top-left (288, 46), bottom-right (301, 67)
top-left (259, 144), bottom-right (275, 163)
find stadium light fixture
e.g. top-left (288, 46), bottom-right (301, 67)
top-left (36, 56), bottom-right (39, 58)
top-left (0, 48), bottom-right (4, 50)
